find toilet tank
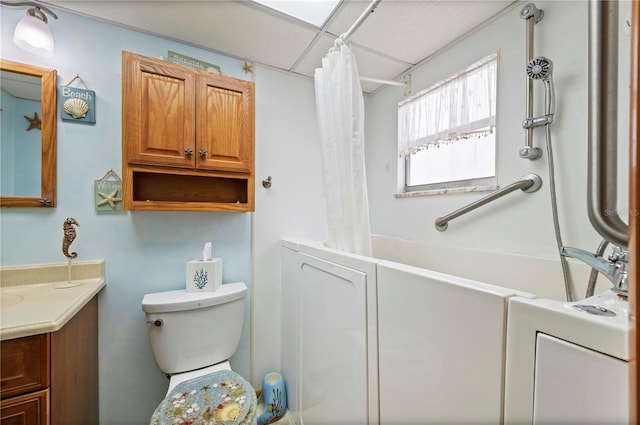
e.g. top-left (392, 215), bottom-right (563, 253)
top-left (142, 282), bottom-right (248, 374)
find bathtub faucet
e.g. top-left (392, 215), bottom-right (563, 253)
top-left (561, 246), bottom-right (628, 295)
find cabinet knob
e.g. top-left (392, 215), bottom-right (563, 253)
top-left (185, 147), bottom-right (193, 156)
top-left (199, 148), bottom-right (207, 158)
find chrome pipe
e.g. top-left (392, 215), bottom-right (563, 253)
top-left (435, 174), bottom-right (542, 231)
top-left (588, 0), bottom-right (628, 248)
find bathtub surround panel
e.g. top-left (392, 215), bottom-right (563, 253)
top-left (504, 293), bottom-right (629, 423)
top-left (299, 254), bottom-right (367, 424)
top-left (377, 262), bottom-right (517, 423)
top-left (372, 234), bottom-right (610, 300)
top-left (280, 241), bottom-right (380, 425)
top-left (532, 333), bottom-right (628, 423)
top-left (281, 239), bottom-right (530, 424)
top-left (283, 238), bottom-right (629, 424)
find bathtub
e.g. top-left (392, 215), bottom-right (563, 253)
top-left (280, 236), bottom-right (628, 424)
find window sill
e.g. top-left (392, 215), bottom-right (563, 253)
top-left (395, 184), bottom-right (497, 198)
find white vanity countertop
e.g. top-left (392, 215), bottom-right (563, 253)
top-left (0, 260), bottom-right (105, 341)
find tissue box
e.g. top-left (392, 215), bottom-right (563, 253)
top-left (186, 258), bottom-right (222, 292)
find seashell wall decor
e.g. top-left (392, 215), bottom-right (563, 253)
top-left (59, 75), bottom-right (96, 124)
top-left (63, 98), bottom-right (90, 119)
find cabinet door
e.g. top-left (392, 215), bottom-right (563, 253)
top-left (196, 74), bottom-right (254, 173)
top-left (123, 52), bottom-right (195, 168)
top-left (0, 389), bottom-right (49, 425)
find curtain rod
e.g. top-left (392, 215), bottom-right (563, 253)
top-left (341, 0), bottom-right (382, 42)
top-left (341, 0), bottom-right (405, 88)
top-left (360, 76), bottom-right (405, 87)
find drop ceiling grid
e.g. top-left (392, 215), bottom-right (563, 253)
top-left (290, 32), bottom-right (410, 93)
top-left (43, 0), bottom-right (517, 94)
top-left (328, 0), bottom-right (516, 65)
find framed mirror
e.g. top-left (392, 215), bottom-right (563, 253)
top-left (0, 59), bottom-right (56, 207)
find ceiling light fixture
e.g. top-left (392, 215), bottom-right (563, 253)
top-left (0, 1), bottom-right (58, 57)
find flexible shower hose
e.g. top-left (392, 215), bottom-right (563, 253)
top-left (585, 238), bottom-right (609, 298)
top-left (544, 124), bottom-right (575, 302)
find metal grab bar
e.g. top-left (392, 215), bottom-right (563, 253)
top-left (587, 0), bottom-right (628, 248)
top-left (434, 174), bottom-right (542, 231)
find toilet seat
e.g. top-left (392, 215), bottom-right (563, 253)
top-left (167, 361), bottom-right (233, 393)
top-left (151, 368), bottom-right (257, 425)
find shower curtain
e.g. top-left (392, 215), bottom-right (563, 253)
top-left (314, 39), bottom-right (372, 256)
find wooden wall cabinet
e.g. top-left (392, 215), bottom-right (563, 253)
top-left (0, 297), bottom-right (99, 425)
top-left (122, 51), bottom-right (255, 212)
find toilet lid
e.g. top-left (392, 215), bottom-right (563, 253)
top-left (150, 370), bottom-right (257, 425)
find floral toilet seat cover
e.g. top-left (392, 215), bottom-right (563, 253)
top-left (150, 370), bottom-right (257, 425)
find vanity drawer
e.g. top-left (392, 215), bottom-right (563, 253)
top-left (0, 388), bottom-right (49, 425)
top-left (1, 334), bottom-right (50, 399)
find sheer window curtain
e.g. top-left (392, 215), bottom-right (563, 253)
top-left (314, 39), bottom-right (372, 256)
top-left (398, 53), bottom-right (497, 158)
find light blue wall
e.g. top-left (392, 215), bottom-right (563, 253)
top-left (1, 8), bottom-right (254, 425)
top-left (0, 91), bottom-right (41, 196)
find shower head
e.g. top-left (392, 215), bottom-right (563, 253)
top-left (526, 56), bottom-right (553, 81)
top-left (526, 56), bottom-right (555, 119)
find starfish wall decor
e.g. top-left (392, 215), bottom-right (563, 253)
top-left (24, 112), bottom-right (41, 131)
top-left (96, 189), bottom-right (122, 210)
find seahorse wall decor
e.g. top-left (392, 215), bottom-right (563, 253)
top-left (62, 217), bottom-right (80, 259)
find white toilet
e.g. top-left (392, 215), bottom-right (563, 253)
top-left (142, 282), bottom-right (256, 425)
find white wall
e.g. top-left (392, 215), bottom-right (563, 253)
top-left (252, 64), bottom-right (327, 386)
top-left (366, 1), bottom-right (629, 266)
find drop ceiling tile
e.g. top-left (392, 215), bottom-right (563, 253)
top-left (327, 0), bottom-right (514, 64)
top-left (51, 1), bottom-right (319, 70)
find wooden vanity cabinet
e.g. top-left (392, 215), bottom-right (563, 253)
top-left (0, 297), bottom-right (99, 425)
top-left (122, 51), bottom-right (255, 212)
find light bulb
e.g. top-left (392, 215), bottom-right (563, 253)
top-left (13, 13), bottom-right (54, 57)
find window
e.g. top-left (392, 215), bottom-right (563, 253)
top-left (398, 53), bottom-right (498, 194)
